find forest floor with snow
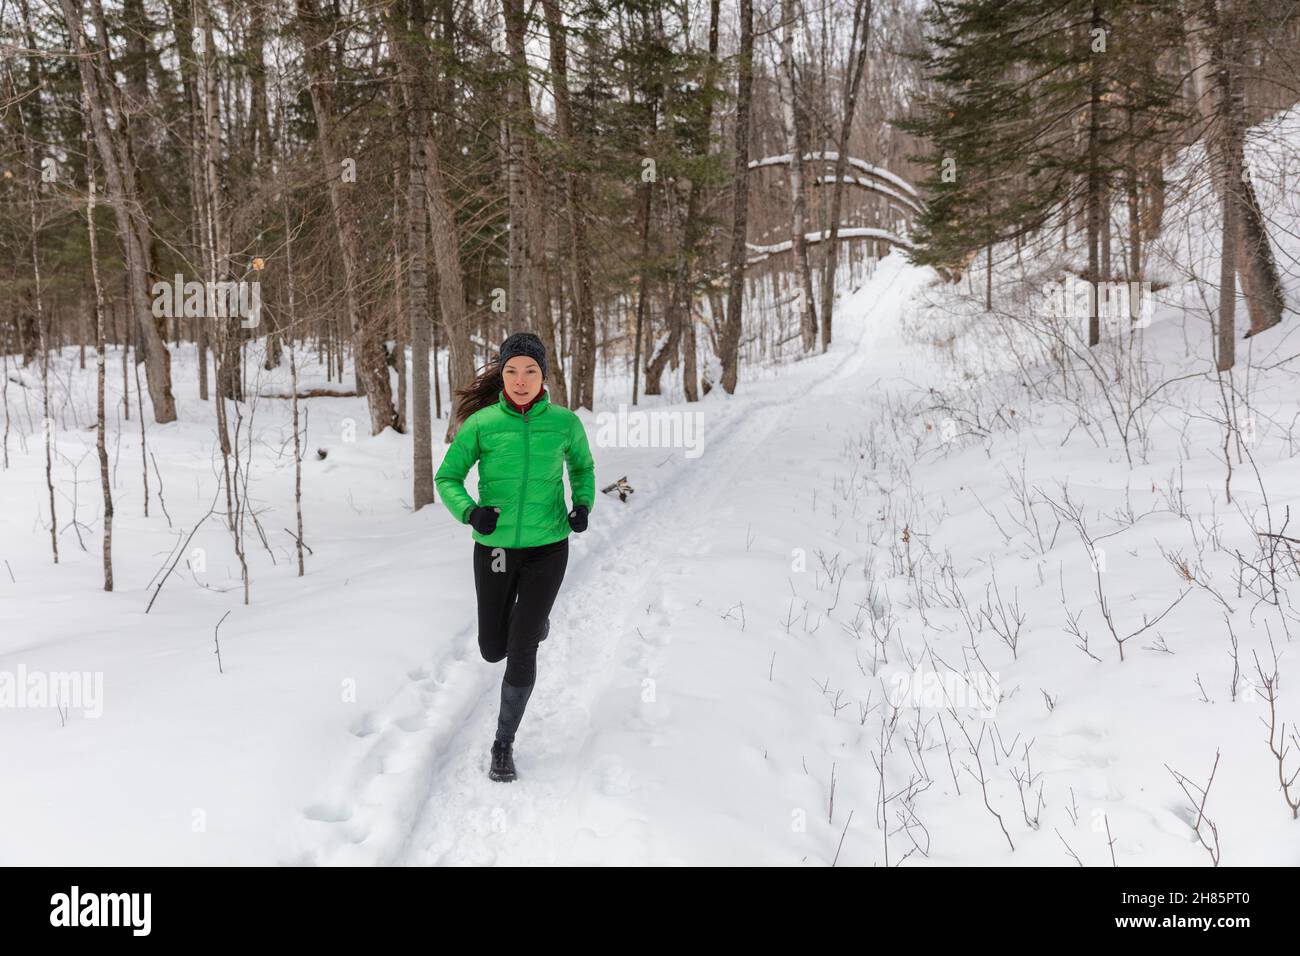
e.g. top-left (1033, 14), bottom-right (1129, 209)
top-left (5, 109), bottom-right (1300, 865)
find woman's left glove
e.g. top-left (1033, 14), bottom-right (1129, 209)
top-left (468, 506), bottom-right (500, 535)
top-left (568, 504), bottom-right (589, 533)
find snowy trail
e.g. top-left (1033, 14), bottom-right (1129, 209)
top-left (289, 256), bottom-right (926, 865)
top-left (9, 107), bottom-right (1300, 868)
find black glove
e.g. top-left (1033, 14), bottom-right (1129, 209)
top-left (469, 506), bottom-right (500, 535)
top-left (568, 504), bottom-right (589, 533)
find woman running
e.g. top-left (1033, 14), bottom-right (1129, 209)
top-left (435, 332), bottom-right (596, 782)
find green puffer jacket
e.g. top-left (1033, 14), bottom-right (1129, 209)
top-left (435, 389), bottom-right (596, 548)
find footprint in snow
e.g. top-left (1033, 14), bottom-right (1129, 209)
top-left (303, 801), bottom-right (353, 823)
top-left (394, 712), bottom-right (429, 733)
top-left (349, 713), bottom-right (381, 738)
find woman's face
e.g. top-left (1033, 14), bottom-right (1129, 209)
top-left (503, 356), bottom-right (543, 404)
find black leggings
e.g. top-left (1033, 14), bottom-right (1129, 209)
top-left (473, 537), bottom-right (569, 687)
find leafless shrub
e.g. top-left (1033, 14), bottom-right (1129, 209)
top-left (1166, 750), bottom-right (1222, 866)
top-left (978, 566), bottom-right (1026, 659)
top-left (1252, 639), bottom-right (1300, 819)
top-left (1041, 481), bottom-right (1191, 661)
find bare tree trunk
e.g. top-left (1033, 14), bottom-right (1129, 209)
top-left (780, 0), bottom-right (818, 353)
top-left (426, 0), bottom-right (473, 438)
top-left (530, 0), bottom-right (577, 405)
top-left (120, 298), bottom-right (129, 420)
top-left (542, 0), bottom-right (595, 408)
top-left (166, 0), bottom-right (210, 399)
top-left (3, 342), bottom-right (11, 471)
top-left (1086, 0), bottom-right (1103, 347)
top-left (77, 292), bottom-right (87, 370)
top-left (276, 50), bottom-right (307, 578)
top-left (720, 0), bottom-right (754, 394)
top-left (658, 0), bottom-right (721, 400)
top-left (1125, 115), bottom-right (1142, 280)
top-left (14, 0), bottom-right (42, 368)
top-left (1142, 163), bottom-right (1166, 243)
top-left (390, 0), bottom-right (434, 508)
top-left (503, 0), bottom-right (530, 328)
top-left (681, 296), bottom-right (699, 401)
top-left (198, 1), bottom-right (236, 424)
top-left (60, 0), bottom-right (178, 424)
top-left (1101, 187), bottom-right (1112, 280)
top-left (985, 243), bottom-right (993, 312)
top-left (1209, 0), bottom-right (1242, 369)
top-left (1187, 0), bottom-right (1285, 339)
top-left (296, 0), bottom-right (399, 435)
top-left (87, 135), bottom-right (114, 590)
top-left (633, 178), bottom-right (654, 402)
top-left (1217, 152), bottom-right (1238, 371)
top-left (820, 0), bottom-right (871, 352)
top-left (626, 9), bottom-right (675, 400)
top-left (194, 0), bottom-right (233, 522)
top-left (393, 163), bottom-right (408, 434)
top-left (248, 0), bottom-right (274, 170)
top-left (432, 300), bottom-right (442, 421)
top-left (30, 142), bottom-right (57, 563)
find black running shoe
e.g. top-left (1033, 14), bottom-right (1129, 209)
top-left (489, 739), bottom-right (517, 782)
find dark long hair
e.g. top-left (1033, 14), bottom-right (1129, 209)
top-left (452, 363), bottom-right (504, 427)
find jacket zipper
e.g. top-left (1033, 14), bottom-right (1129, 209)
top-left (514, 408), bottom-right (530, 547)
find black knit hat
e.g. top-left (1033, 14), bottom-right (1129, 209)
top-left (498, 332), bottom-right (547, 378)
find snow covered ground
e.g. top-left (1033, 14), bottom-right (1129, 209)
top-left (5, 110), bottom-right (1300, 865)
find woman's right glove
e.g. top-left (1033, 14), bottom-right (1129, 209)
top-left (568, 504), bottom-right (589, 533)
top-left (468, 506), bottom-right (500, 535)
